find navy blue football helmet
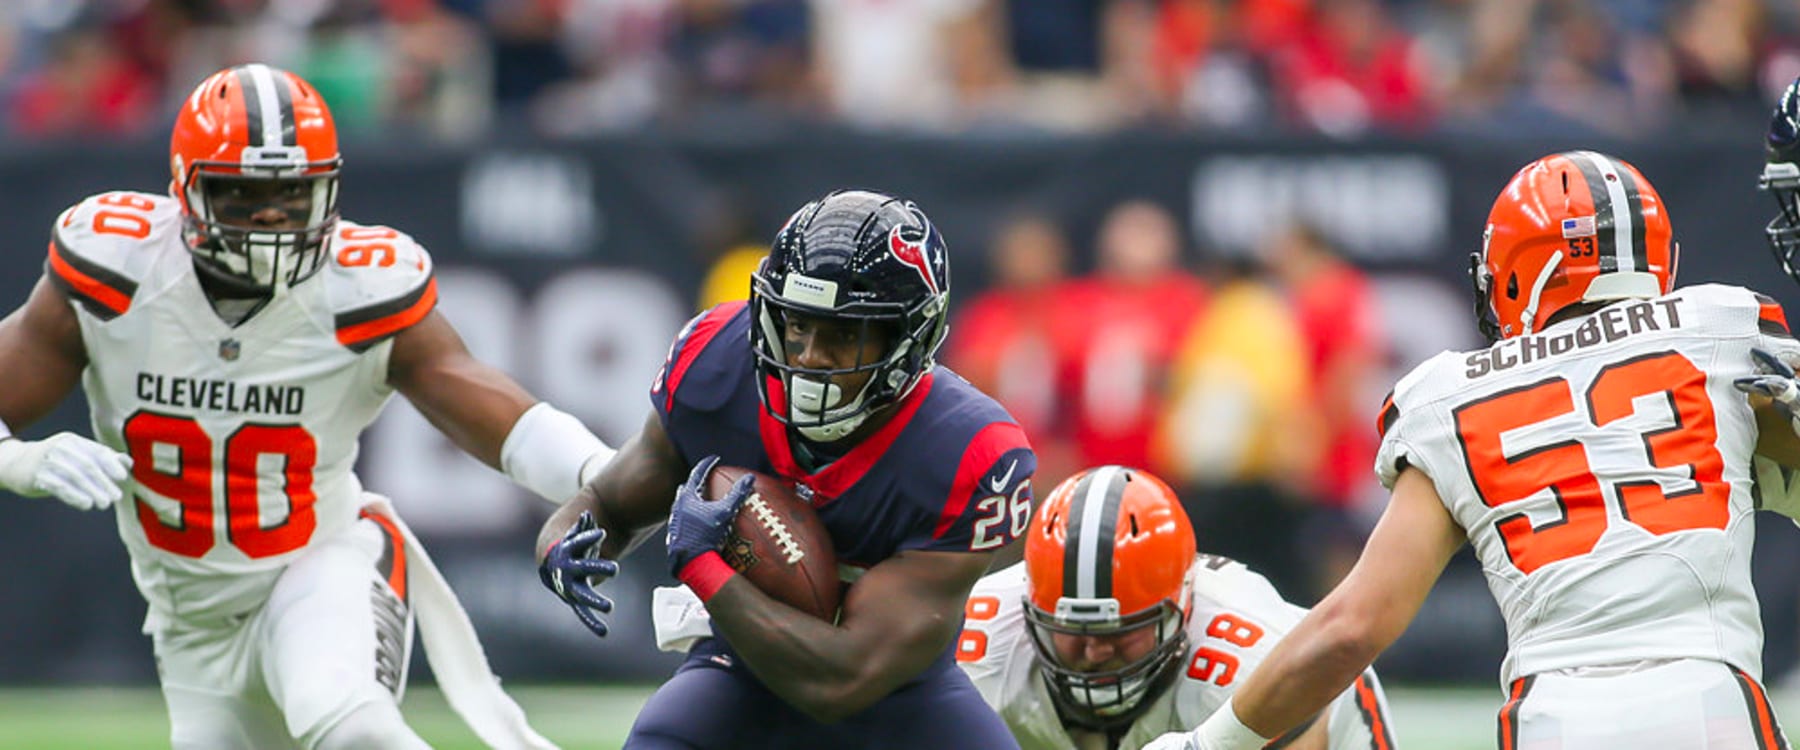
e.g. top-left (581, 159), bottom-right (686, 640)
top-left (1762, 75), bottom-right (1800, 287)
top-left (749, 190), bottom-right (951, 442)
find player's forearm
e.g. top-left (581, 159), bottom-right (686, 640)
top-left (704, 577), bottom-right (905, 722)
top-left (1230, 603), bottom-right (1383, 737)
top-left (1755, 400), bottom-right (1800, 467)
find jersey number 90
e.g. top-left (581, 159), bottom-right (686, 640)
top-left (125, 411), bottom-right (317, 559)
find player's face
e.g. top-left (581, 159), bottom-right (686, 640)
top-left (205, 176), bottom-right (314, 231)
top-left (1048, 621), bottom-right (1161, 674)
top-left (781, 312), bottom-right (893, 401)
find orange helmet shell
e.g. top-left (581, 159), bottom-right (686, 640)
top-left (170, 64), bottom-right (339, 194)
top-left (1024, 465), bottom-right (1196, 623)
top-left (1477, 151), bottom-right (1676, 339)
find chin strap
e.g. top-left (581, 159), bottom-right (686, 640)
top-left (1517, 250), bottom-right (1565, 336)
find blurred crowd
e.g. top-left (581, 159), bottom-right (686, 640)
top-left (4, 0), bottom-right (1799, 141)
top-left (944, 201), bottom-right (1386, 602)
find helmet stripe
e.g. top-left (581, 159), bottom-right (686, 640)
top-left (1573, 151), bottom-right (1638, 274)
top-left (1611, 161), bottom-right (1649, 272)
top-left (243, 64), bottom-right (290, 150)
top-left (1066, 465), bottom-right (1127, 599)
top-left (233, 66), bottom-right (264, 147)
top-left (1565, 152), bottom-right (1618, 273)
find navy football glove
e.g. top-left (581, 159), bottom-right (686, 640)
top-left (1736, 348), bottom-right (1800, 436)
top-left (538, 511), bottom-right (618, 637)
top-left (666, 455), bottom-right (754, 579)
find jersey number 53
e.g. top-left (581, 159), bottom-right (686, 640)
top-left (1453, 350), bottom-right (1729, 575)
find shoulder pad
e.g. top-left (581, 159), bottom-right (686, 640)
top-left (1757, 293), bottom-right (1792, 337)
top-left (969, 561), bottom-right (1031, 600)
top-left (322, 221), bottom-right (438, 352)
top-left (1391, 350), bottom-right (1461, 407)
top-left (1667, 284), bottom-right (1790, 339)
top-left (1372, 350), bottom-right (1456, 440)
top-left (47, 192), bottom-right (181, 320)
top-left (1695, 283), bottom-right (1791, 337)
top-left (652, 302), bottom-right (750, 414)
top-left (1680, 283), bottom-right (1760, 307)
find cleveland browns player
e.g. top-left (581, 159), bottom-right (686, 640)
top-left (0, 64), bottom-right (612, 749)
top-left (1151, 151), bottom-right (1800, 750)
top-left (958, 465), bottom-right (1394, 750)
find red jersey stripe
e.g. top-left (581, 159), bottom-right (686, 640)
top-left (933, 421), bottom-right (1028, 540)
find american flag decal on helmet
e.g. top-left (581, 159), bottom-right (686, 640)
top-left (1561, 216), bottom-right (1596, 238)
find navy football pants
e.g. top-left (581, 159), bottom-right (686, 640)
top-left (625, 645), bottom-right (1020, 749)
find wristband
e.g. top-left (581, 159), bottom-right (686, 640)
top-left (677, 550), bottom-right (737, 602)
top-left (501, 403), bottom-right (616, 504)
top-left (1192, 698), bottom-right (1272, 750)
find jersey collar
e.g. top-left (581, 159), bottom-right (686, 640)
top-left (757, 372), bottom-right (935, 505)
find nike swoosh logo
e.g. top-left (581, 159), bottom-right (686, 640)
top-left (989, 460), bottom-right (1017, 494)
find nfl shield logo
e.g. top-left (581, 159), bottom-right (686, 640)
top-left (219, 338), bottom-right (241, 361)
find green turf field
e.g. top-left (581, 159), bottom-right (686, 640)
top-left (0, 684), bottom-right (1792, 749)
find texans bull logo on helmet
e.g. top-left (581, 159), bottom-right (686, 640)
top-left (887, 210), bottom-right (944, 297)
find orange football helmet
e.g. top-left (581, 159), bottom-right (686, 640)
top-left (170, 64), bottom-right (341, 294)
top-left (1472, 151), bottom-right (1676, 340)
top-left (1023, 465), bottom-right (1196, 729)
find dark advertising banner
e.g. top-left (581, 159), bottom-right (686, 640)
top-left (0, 132), bottom-right (1794, 686)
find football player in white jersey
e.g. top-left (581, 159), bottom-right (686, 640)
top-left (957, 465), bottom-right (1395, 750)
top-left (0, 64), bottom-right (614, 750)
top-left (1149, 151), bottom-right (1800, 750)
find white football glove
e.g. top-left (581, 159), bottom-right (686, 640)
top-left (1145, 698), bottom-right (1270, 750)
top-left (0, 433), bottom-right (132, 511)
top-left (1140, 734), bottom-right (1195, 750)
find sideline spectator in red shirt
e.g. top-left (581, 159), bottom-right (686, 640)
top-left (9, 30), bottom-right (157, 137)
top-left (946, 213), bottom-right (1081, 484)
top-left (1061, 200), bottom-right (1208, 476)
top-left (1271, 0), bottom-right (1429, 135)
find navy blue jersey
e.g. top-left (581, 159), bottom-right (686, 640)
top-left (651, 302), bottom-right (1037, 567)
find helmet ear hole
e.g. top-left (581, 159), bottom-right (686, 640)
top-left (1128, 514), bottom-right (1140, 537)
top-left (1506, 273), bottom-right (1520, 300)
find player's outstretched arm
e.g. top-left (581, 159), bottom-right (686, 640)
top-left (703, 545), bottom-right (994, 723)
top-left (0, 276), bottom-right (131, 512)
top-left (388, 310), bottom-right (613, 504)
top-left (0, 277), bottom-right (88, 428)
top-left (537, 412), bottom-right (687, 561)
top-left (1163, 467), bottom-right (1463, 750)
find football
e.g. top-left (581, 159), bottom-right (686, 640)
top-left (706, 464), bottom-right (840, 622)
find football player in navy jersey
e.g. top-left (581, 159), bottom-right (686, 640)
top-left (536, 190), bottom-right (1037, 748)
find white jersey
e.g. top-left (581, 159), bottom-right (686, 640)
top-left (1374, 284), bottom-right (1800, 687)
top-left (958, 560), bottom-right (1393, 750)
top-left (48, 190), bottom-right (438, 625)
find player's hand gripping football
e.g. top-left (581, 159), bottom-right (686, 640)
top-left (665, 455), bottom-right (753, 579)
top-left (1735, 347), bottom-right (1800, 436)
top-left (538, 510), bottom-right (619, 637)
top-left (0, 433), bottom-right (132, 511)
